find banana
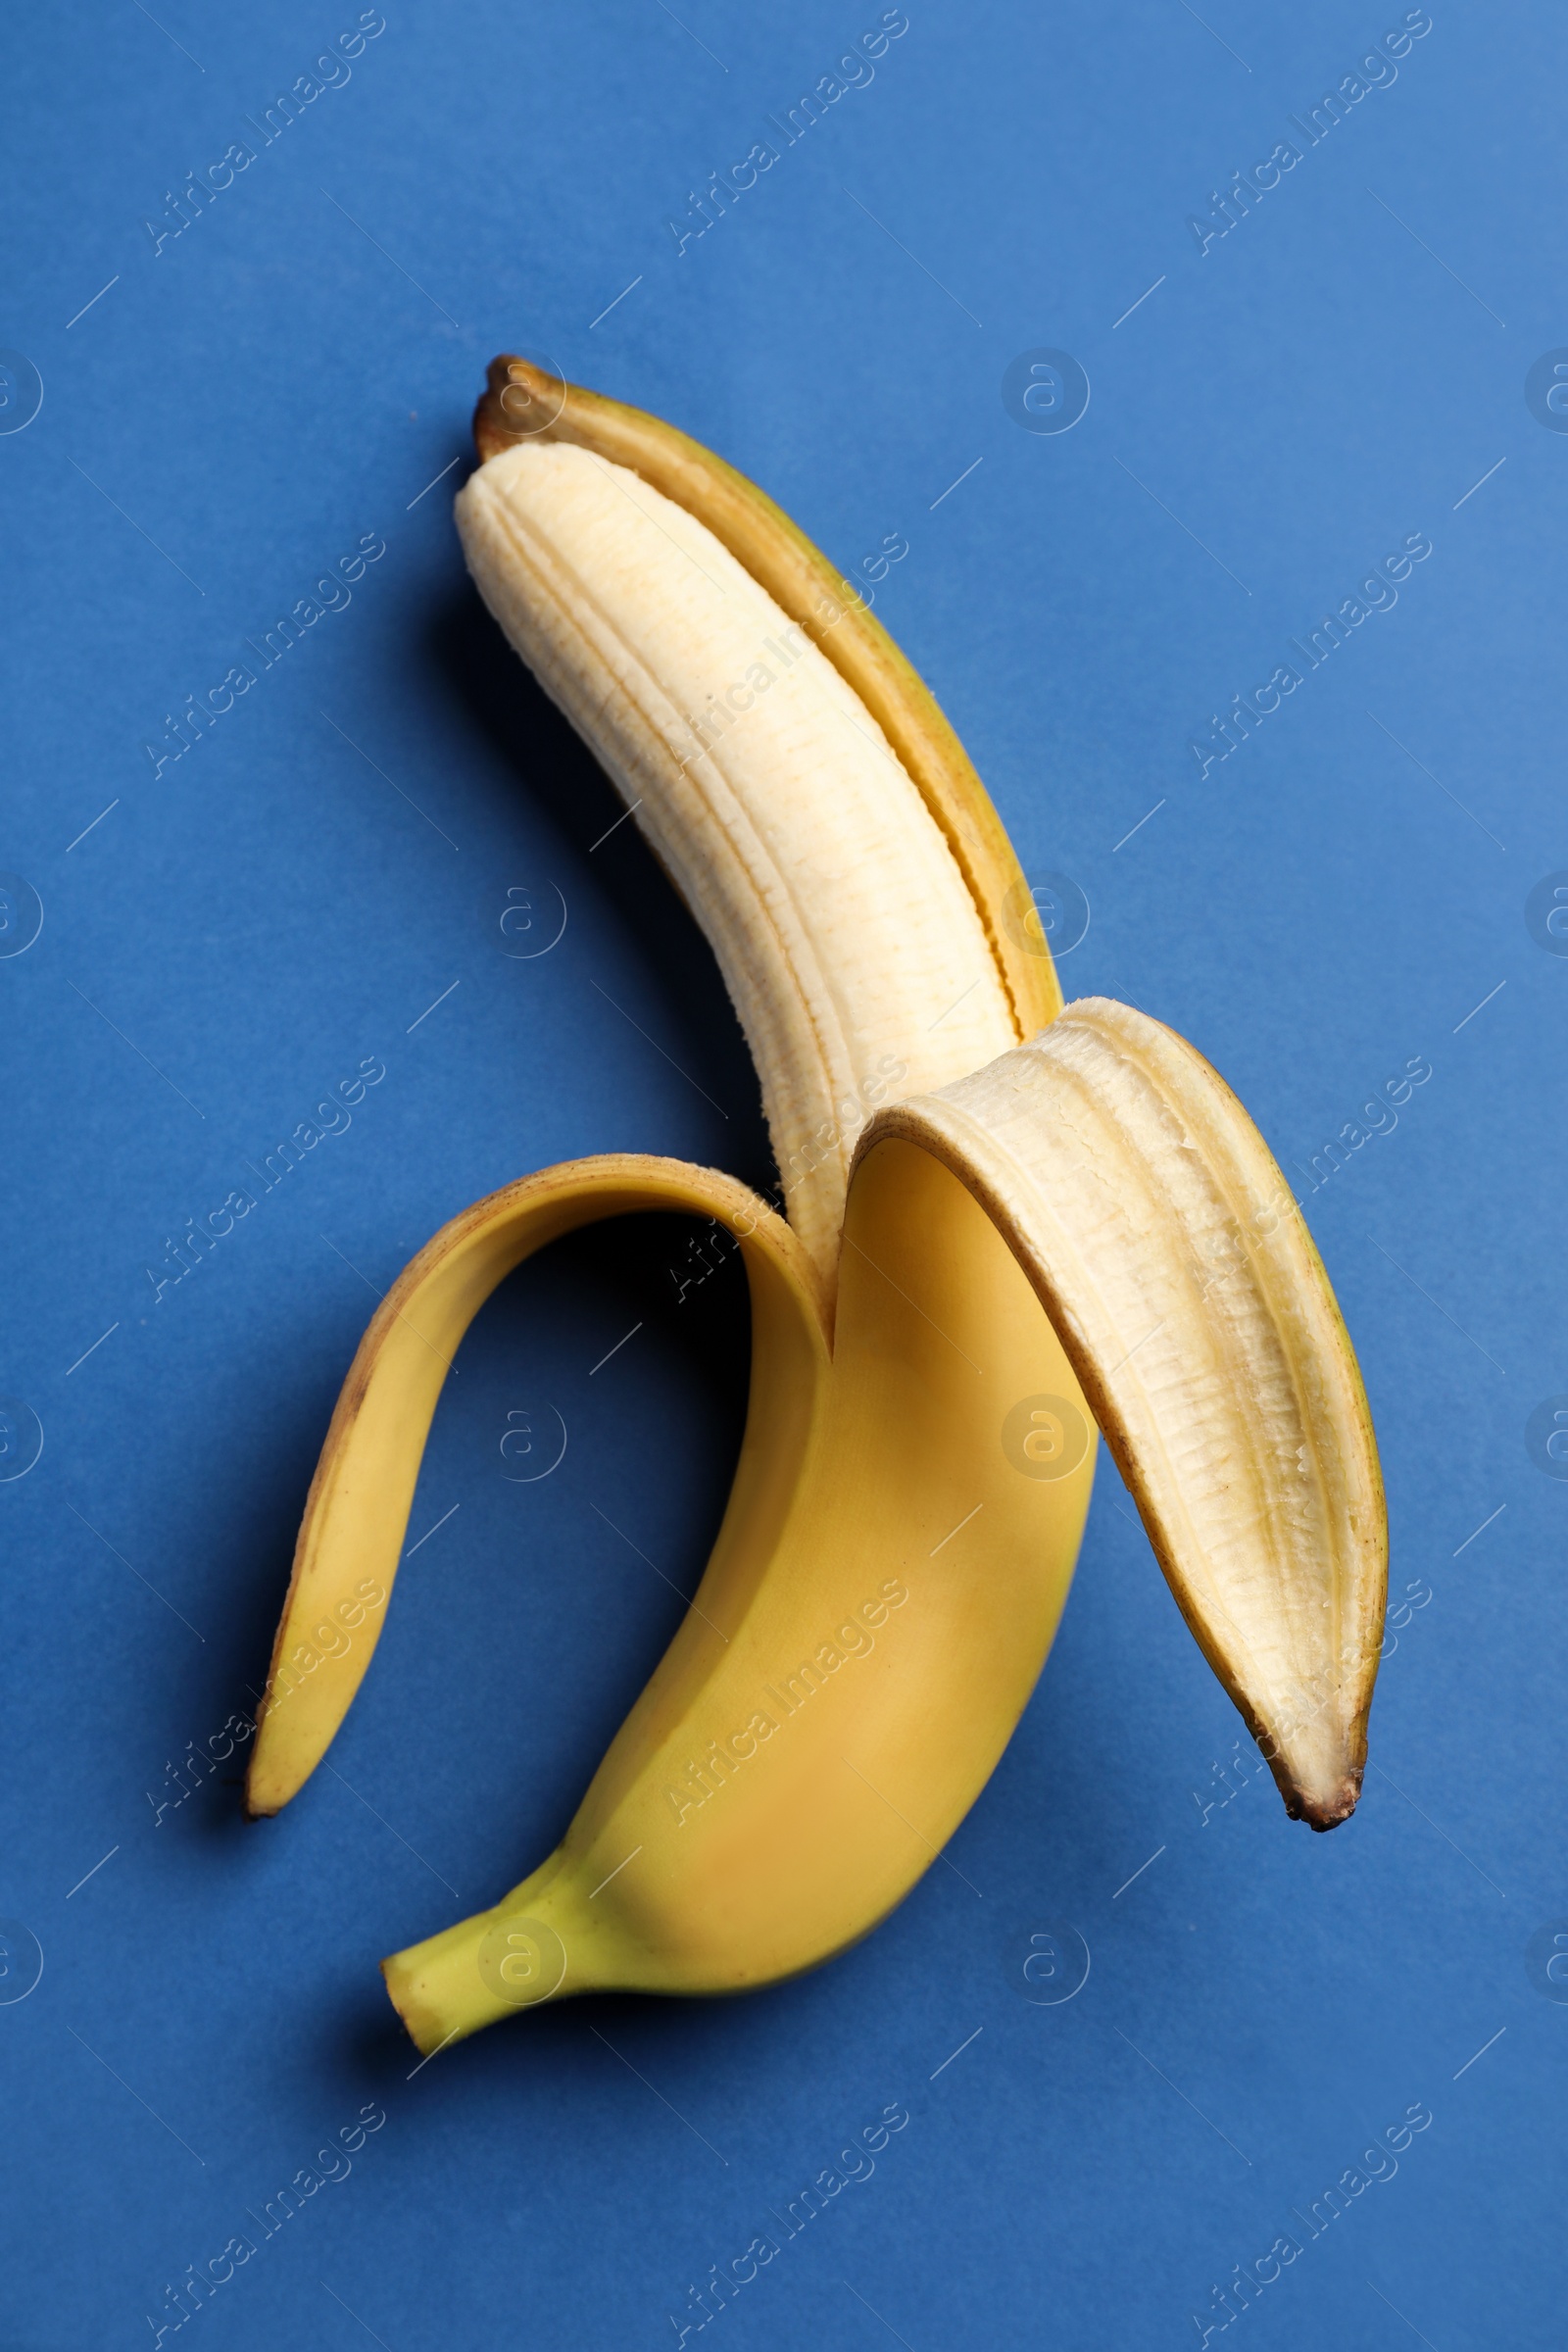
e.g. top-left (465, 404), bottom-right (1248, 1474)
top-left (246, 361), bottom-right (1386, 2054)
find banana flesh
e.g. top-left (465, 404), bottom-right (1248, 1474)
top-left (245, 362), bottom-right (1387, 2050)
top-left (470, 359), bottom-right (1059, 1053)
top-left (458, 433), bottom-right (1017, 1283)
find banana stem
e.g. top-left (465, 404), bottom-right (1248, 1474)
top-left (381, 1853), bottom-right (603, 2054)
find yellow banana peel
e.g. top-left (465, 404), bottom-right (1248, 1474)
top-left (246, 360), bottom-right (1387, 2055)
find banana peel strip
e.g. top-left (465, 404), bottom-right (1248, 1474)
top-left (866, 1000), bottom-right (1386, 1831)
top-left (246, 1156), bottom-right (829, 1820)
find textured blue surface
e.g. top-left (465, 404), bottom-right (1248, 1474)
top-left (1, 4), bottom-right (1563, 2345)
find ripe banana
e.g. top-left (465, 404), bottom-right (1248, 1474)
top-left (246, 360), bottom-right (1386, 2054)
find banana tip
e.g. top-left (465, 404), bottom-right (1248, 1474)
top-left (474, 353), bottom-right (565, 464)
top-left (240, 1768), bottom-right (283, 1822)
top-left (1287, 1770), bottom-right (1363, 1834)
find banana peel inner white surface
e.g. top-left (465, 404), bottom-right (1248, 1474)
top-left (870, 1001), bottom-right (1385, 1830)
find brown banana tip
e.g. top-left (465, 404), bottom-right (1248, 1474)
top-left (1288, 1771), bottom-right (1363, 1834)
top-left (473, 353), bottom-right (568, 463)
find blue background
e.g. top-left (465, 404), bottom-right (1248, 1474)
top-left (2, 2), bottom-right (1562, 2344)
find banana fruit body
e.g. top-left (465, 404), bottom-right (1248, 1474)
top-left (246, 362), bottom-right (1386, 2053)
top-left (455, 424), bottom-right (1019, 1284)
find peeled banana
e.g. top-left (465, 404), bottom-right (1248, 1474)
top-left (246, 360), bottom-right (1386, 2053)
